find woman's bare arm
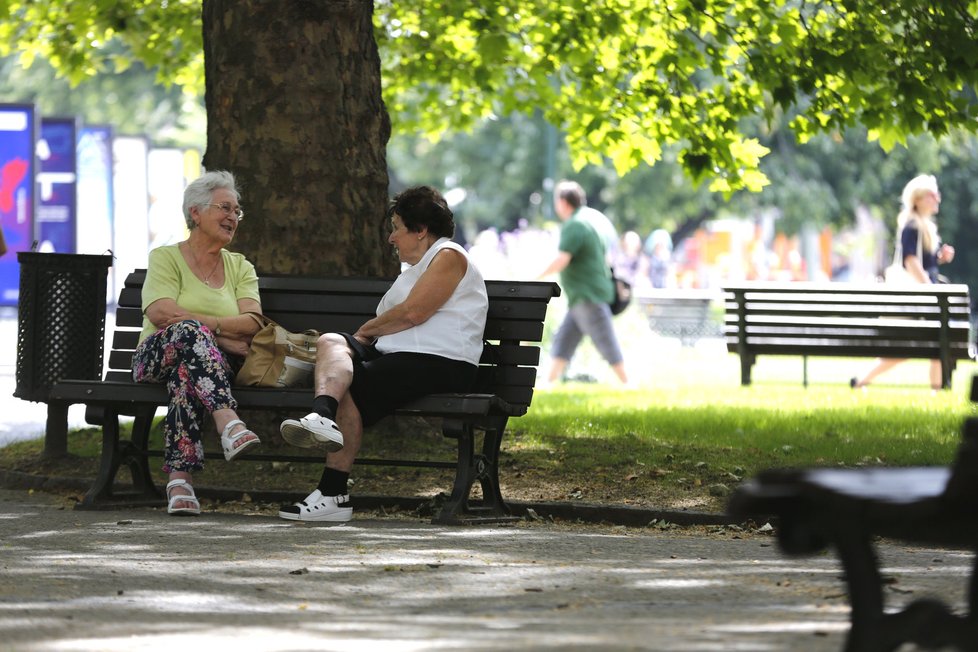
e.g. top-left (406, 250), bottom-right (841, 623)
top-left (144, 297), bottom-right (263, 355)
top-left (353, 249), bottom-right (467, 343)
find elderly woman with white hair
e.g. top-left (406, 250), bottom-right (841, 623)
top-left (851, 174), bottom-right (956, 390)
top-left (131, 170), bottom-right (264, 515)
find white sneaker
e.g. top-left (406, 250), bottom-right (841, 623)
top-left (280, 413), bottom-right (344, 452)
top-left (278, 490), bottom-right (352, 522)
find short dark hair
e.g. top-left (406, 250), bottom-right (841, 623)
top-left (387, 185), bottom-right (455, 238)
top-left (555, 180), bottom-right (586, 209)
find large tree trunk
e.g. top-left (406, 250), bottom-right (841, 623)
top-left (201, 0), bottom-right (395, 277)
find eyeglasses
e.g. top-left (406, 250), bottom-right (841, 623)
top-left (205, 203), bottom-right (244, 220)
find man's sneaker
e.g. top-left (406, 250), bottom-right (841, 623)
top-left (278, 490), bottom-right (352, 523)
top-left (280, 413), bottom-right (344, 452)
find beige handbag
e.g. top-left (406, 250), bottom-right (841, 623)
top-left (235, 313), bottom-right (318, 388)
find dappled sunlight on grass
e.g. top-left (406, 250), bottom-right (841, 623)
top-left (512, 360), bottom-right (975, 500)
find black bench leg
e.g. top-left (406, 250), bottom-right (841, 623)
top-left (957, 552), bottom-right (978, 651)
top-left (433, 418), bottom-right (515, 525)
top-left (941, 360), bottom-right (954, 390)
top-left (969, 554), bottom-right (978, 651)
top-left (79, 408), bottom-right (124, 508)
top-left (740, 353), bottom-right (754, 386)
top-left (77, 406), bottom-right (161, 510)
top-left (836, 533), bottom-right (978, 652)
top-left (474, 417), bottom-right (509, 517)
top-left (125, 408), bottom-right (161, 500)
top-left (835, 532), bottom-right (889, 652)
top-left (42, 401), bottom-right (70, 459)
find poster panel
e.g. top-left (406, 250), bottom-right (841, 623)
top-left (112, 136), bottom-right (150, 300)
top-left (77, 125), bottom-right (115, 301)
top-left (0, 104), bottom-right (36, 306)
top-left (147, 147), bottom-right (189, 250)
top-left (37, 117), bottom-right (77, 253)
top-left (76, 125), bottom-right (114, 255)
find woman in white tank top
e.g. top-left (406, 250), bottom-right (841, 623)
top-left (278, 186), bottom-right (489, 523)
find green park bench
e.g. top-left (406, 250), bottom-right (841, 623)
top-left (723, 282), bottom-right (973, 388)
top-left (45, 269), bottom-right (560, 525)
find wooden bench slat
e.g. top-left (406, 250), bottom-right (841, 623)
top-left (269, 314), bottom-right (374, 333)
top-left (727, 318), bottom-right (970, 332)
top-left (109, 342), bottom-right (543, 373)
top-left (260, 294), bottom-right (384, 315)
top-left (115, 306), bottom-right (143, 329)
top-left (723, 281), bottom-right (969, 295)
top-left (112, 331), bottom-right (140, 351)
top-left (726, 306), bottom-right (970, 320)
top-left (727, 344), bottom-right (968, 359)
top-left (52, 380), bottom-right (528, 419)
top-left (728, 326), bottom-right (968, 339)
top-left (726, 338), bottom-right (971, 352)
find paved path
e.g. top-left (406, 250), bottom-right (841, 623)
top-left (1, 488), bottom-right (974, 651)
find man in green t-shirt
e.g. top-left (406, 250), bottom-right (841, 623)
top-left (539, 180), bottom-right (628, 385)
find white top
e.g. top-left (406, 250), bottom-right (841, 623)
top-left (375, 238), bottom-right (488, 365)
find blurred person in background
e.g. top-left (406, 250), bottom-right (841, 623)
top-left (851, 174), bottom-right (955, 390)
top-left (539, 180), bottom-right (628, 385)
top-left (613, 230), bottom-right (648, 293)
top-left (645, 228), bottom-right (673, 289)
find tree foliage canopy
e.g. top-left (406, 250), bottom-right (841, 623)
top-left (3, 0), bottom-right (977, 191)
top-left (378, 0), bottom-right (978, 192)
top-left (0, 0), bottom-right (202, 91)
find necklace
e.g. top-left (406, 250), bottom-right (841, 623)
top-left (186, 242), bottom-right (222, 286)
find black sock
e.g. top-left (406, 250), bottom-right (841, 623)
top-left (312, 394), bottom-right (338, 420)
top-left (317, 467), bottom-right (350, 496)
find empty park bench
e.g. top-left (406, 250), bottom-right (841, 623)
top-left (723, 282), bottom-right (972, 388)
top-left (727, 377), bottom-right (978, 651)
top-left (45, 269), bottom-right (560, 524)
top-left (636, 288), bottom-right (722, 345)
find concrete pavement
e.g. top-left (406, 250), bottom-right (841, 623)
top-left (1, 487), bottom-right (975, 651)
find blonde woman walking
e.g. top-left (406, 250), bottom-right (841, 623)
top-left (851, 174), bottom-right (955, 390)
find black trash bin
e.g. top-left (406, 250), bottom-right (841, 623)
top-left (15, 252), bottom-right (113, 403)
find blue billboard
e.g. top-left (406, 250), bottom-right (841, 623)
top-left (37, 117), bottom-right (78, 253)
top-left (0, 104), bottom-right (36, 305)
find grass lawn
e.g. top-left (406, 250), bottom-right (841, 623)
top-left (503, 302), bottom-right (977, 510)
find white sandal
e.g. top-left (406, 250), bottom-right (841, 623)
top-left (166, 478), bottom-right (201, 516)
top-left (221, 419), bottom-right (260, 461)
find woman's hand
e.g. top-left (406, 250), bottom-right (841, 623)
top-left (352, 331), bottom-right (375, 346)
top-left (938, 244), bottom-right (955, 264)
top-left (217, 336), bottom-right (251, 357)
top-left (163, 311), bottom-right (193, 328)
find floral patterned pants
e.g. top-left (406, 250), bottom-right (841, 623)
top-left (131, 320), bottom-right (239, 473)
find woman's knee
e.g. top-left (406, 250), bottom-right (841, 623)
top-left (319, 332), bottom-right (352, 353)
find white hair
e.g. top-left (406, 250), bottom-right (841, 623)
top-left (182, 170), bottom-right (240, 229)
